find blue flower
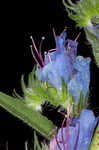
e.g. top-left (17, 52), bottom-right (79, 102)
top-left (32, 30), bottom-right (90, 102)
top-left (38, 32), bottom-right (73, 89)
top-left (55, 109), bottom-right (99, 150)
top-left (67, 56), bottom-right (91, 102)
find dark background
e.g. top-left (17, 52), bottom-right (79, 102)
top-left (0, 0), bottom-right (99, 150)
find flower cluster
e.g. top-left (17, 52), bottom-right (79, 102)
top-left (31, 29), bottom-right (90, 103)
top-left (30, 29), bottom-right (99, 150)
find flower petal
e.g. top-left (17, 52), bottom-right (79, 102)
top-left (39, 51), bottom-right (70, 89)
top-left (67, 56), bottom-right (91, 102)
top-left (55, 109), bottom-right (98, 150)
top-left (44, 32), bottom-right (67, 65)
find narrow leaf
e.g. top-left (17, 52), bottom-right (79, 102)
top-left (0, 92), bottom-right (55, 139)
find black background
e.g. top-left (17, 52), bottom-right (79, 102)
top-left (0, 0), bottom-right (99, 150)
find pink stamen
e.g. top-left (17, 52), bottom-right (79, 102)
top-left (45, 27), bottom-right (58, 64)
top-left (30, 45), bottom-right (42, 69)
top-left (60, 27), bottom-right (67, 38)
top-left (55, 127), bottom-right (62, 150)
top-left (30, 36), bottom-right (45, 66)
top-left (48, 51), bottom-right (52, 64)
top-left (46, 47), bottom-right (58, 64)
top-left (74, 32), bottom-right (81, 42)
top-left (74, 120), bottom-right (80, 150)
top-left (52, 28), bottom-right (58, 52)
top-left (61, 117), bottom-right (66, 150)
top-left (65, 113), bottom-right (70, 150)
top-left (48, 47), bottom-right (58, 52)
top-left (39, 36), bottom-right (45, 57)
top-left (65, 105), bottom-right (73, 150)
top-left (53, 28), bottom-right (56, 42)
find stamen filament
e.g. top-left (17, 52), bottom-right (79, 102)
top-left (61, 117), bottom-right (66, 150)
top-left (30, 46), bottom-right (42, 69)
top-left (65, 105), bottom-right (73, 150)
top-left (60, 27), bottom-right (67, 38)
top-left (30, 36), bottom-right (45, 66)
top-left (74, 32), bottom-right (81, 42)
top-left (74, 120), bottom-right (80, 150)
top-left (39, 37), bottom-right (45, 56)
top-left (66, 113), bottom-right (70, 150)
top-left (46, 47), bottom-right (58, 64)
top-left (48, 48), bottom-right (58, 52)
top-left (39, 37), bottom-right (45, 66)
top-left (48, 51), bottom-right (52, 64)
top-left (53, 28), bottom-right (56, 42)
top-left (55, 128), bottom-right (62, 150)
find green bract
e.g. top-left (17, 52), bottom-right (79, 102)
top-left (21, 68), bottom-right (74, 110)
top-left (20, 68), bottom-right (89, 117)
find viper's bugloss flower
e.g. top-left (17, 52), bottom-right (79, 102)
top-left (55, 109), bottom-right (99, 150)
top-left (31, 30), bottom-right (91, 103)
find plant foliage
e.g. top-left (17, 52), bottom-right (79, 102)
top-left (62, 0), bottom-right (99, 27)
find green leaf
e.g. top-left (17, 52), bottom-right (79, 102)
top-left (89, 123), bottom-right (99, 150)
top-left (0, 92), bottom-right (55, 139)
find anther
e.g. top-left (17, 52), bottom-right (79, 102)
top-left (30, 36), bottom-right (33, 40)
top-left (42, 36), bottom-right (45, 40)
